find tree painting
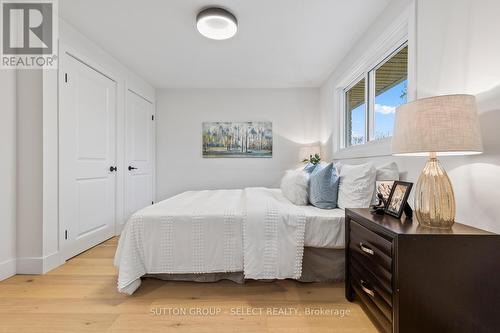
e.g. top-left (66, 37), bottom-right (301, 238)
top-left (202, 122), bottom-right (272, 158)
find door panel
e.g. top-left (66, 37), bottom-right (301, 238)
top-left (77, 178), bottom-right (109, 237)
top-left (59, 53), bottom-right (117, 260)
top-left (76, 75), bottom-right (109, 159)
top-left (125, 90), bottom-right (153, 220)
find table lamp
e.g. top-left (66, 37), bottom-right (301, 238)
top-left (392, 94), bottom-right (483, 229)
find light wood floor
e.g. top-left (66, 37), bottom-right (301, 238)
top-left (0, 238), bottom-right (376, 333)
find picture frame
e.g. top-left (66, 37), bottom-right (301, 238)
top-left (384, 181), bottom-right (413, 219)
top-left (202, 121), bottom-right (273, 158)
top-left (375, 180), bottom-right (395, 202)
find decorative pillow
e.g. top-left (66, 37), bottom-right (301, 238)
top-left (337, 162), bottom-right (377, 209)
top-left (308, 162), bottom-right (340, 209)
top-left (371, 162), bottom-right (400, 205)
top-left (376, 162), bottom-right (399, 181)
top-left (280, 169), bottom-right (310, 206)
top-left (303, 163), bottom-right (317, 174)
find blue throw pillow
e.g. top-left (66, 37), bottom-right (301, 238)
top-left (309, 162), bottom-right (340, 209)
top-left (303, 163), bottom-right (317, 174)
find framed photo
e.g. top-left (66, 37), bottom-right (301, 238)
top-left (375, 180), bottom-right (395, 202)
top-left (385, 181), bottom-right (413, 218)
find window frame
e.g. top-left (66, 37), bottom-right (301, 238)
top-left (334, 5), bottom-right (416, 159)
top-left (369, 41), bottom-right (408, 142)
top-left (343, 73), bottom-right (368, 147)
top-left (344, 41), bottom-right (408, 148)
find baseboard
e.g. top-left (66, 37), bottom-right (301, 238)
top-left (0, 258), bottom-right (17, 281)
top-left (43, 251), bottom-right (64, 273)
top-left (16, 257), bottom-right (43, 274)
top-left (16, 252), bottom-right (63, 274)
top-left (115, 222), bottom-right (124, 235)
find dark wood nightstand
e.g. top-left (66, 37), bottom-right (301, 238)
top-left (345, 208), bottom-right (500, 333)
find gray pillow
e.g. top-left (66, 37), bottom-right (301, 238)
top-left (309, 162), bottom-right (340, 209)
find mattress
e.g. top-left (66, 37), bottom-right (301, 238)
top-left (249, 188), bottom-right (345, 248)
top-left (303, 205), bottom-right (345, 248)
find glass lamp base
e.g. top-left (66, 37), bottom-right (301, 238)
top-left (415, 154), bottom-right (456, 229)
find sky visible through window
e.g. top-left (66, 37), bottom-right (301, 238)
top-left (350, 79), bottom-right (407, 143)
top-left (374, 79), bottom-right (407, 139)
top-left (350, 103), bottom-right (365, 145)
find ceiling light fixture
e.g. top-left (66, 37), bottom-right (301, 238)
top-left (196, 7), bottom-right (238, 40)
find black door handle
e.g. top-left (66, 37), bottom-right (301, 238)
top-left (128, 166), bottom-right (138, 171)
top-left (109, 166), bottom-right (117, 172)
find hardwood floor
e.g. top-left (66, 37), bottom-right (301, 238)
top-left (0, 238), bottom-right (376, 333)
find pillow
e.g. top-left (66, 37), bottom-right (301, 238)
top-left (333, 161), bottom-right (342, 174)
top-left (280, 169), bottom-right (310, 206)
top-left (303, 163), bottom-right (317, 174)
top-left (371, 162), bottom-right (400, 205)
top-left (376, 162), bottom-right (399, 181)
top-left (337, 162), bottom-right (377, 209)
top-left (308, 162), bottom-right (340, 209)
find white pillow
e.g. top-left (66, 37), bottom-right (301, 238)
top-left (280, 169), bottom-right (310, 206)
top-left (376, 162), bottom-right (399, 181)
top-left (371, 162), bottom-right (400, 205)
top-left (337, 163), bottom-right (377, 209)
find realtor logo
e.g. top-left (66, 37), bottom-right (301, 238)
top-left (1, 0), bottom-right (58, 68)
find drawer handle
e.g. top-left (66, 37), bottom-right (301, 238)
top-left (359, 242), bottom-right (374, 255)
top-left (360, 280), bottom-right (375, 297)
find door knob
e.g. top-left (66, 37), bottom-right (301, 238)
top-left (128, 166), bottom-right (138, 171)
top-left (109, 166), bottom-right (117, 172)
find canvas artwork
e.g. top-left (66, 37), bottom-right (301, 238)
top-left (202, 122), bottom-right (273, 158)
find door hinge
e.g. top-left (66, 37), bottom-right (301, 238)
top-left (65, 230), bottom-right (68, 240)
top-left (65, 73), bottom-right (68, 83)
top-left (152, 115), bottom-right (154, 121)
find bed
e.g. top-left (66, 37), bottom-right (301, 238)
top-left (114, 187), bottom-right (345, 294)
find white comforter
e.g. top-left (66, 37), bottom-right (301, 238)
top-left (114, 188), bottom-right (307, 294)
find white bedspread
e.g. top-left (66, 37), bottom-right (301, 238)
top-left (243, 187), bottom-right (306, 280)
top-left (114, 188), bottom-right (307, 294)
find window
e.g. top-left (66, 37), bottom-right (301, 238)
top-left (344, 43), bottom-right (408, 147)
top-left (345, 78), bottom-right (366, 146)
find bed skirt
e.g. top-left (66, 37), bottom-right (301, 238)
top-left (145, 247), bottom-right (344, 283)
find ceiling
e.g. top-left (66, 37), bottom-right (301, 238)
top-left (60, 0), bottom-right (391, 89)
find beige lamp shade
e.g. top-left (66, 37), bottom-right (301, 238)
top-left (392, 94), bottom-right (483, 156)
top-left (299, 144), bottom-right (321, 160)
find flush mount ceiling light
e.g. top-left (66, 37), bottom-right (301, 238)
top-left (196, 7), bottom-right (238, 40)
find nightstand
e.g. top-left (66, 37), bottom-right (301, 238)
top-left (345, 208), bottom-right (500, 333)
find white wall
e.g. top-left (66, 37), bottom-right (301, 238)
top-left (16, 70), bottom-right (45, 272)
top-left (0, 70), bottom-right (17, 280)
top-left (319, 0), bottom-right (500, 233)
top-left (156, 88), bottom-right (320, 199)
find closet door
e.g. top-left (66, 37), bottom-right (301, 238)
top-left (124, 89), bottom-right (154, 221)
top-left (59, 53), bottom-right (117, 260)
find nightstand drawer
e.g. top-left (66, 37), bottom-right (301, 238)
top-left (351, 278), bottom-right (392, 333)
top-left (351, 250), bottom-right (392, 296)
top-left (351, 254), bottom-right (392, 307)
top-left (350, 220), bottom-right (392, 258)
top-left (350, 230), bottom-right (392, 276)
top-left (350, 220), bottom-right (393, 292)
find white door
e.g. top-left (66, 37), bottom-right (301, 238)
top-left (124, 89), bottom-right (154, 220)
top-left (59, 53), bottom-right (117, 260)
